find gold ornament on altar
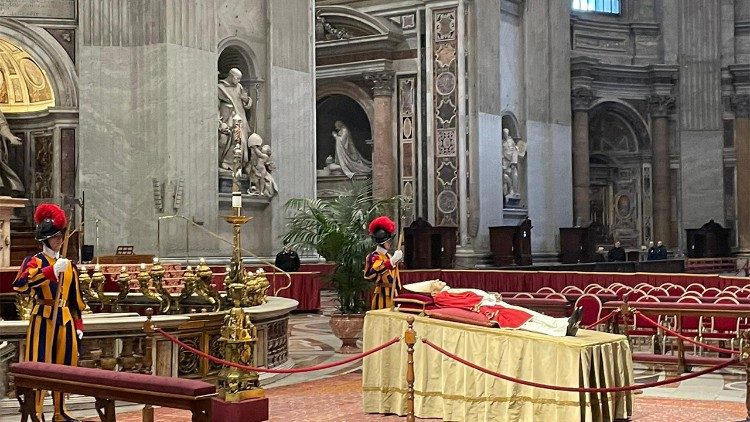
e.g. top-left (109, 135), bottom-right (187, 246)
top-left (216, 282), bottom-right (264, 402)
top-left (194, 258), bottom-right (222, 312)
top-left (138, 262), bottom-right (167, 312)
top-left (243, 268), bottom-right (269, 307)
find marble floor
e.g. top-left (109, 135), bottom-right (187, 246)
top-left (1, 290), bottom-right (746, 421)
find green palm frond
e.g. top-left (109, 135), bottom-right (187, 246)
top-left (281, 180), bottom-right (408, 314)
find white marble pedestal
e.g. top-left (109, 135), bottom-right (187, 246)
top-left (0, 196), bottom-right (27, 267)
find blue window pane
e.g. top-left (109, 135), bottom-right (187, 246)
top-left (572, 0), bottom-right (619, 14)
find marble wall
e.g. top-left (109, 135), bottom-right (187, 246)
top-left (78, 0), bottom-right (219, 257)
top-left (678, 0), bottom-right (725, 229)
top-left (77, 0), bottom-right (315, 258)
top-left (267, 0), bottom-right (316, 254)
top-left (524, 0), bottom-right (573, 258)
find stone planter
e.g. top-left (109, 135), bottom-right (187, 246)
top-left (328, 314), bottom-right (365, 354)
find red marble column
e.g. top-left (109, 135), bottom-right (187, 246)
top-left (366, 72), bottom-right (395, 200)
top-left (649, 95), bottom-right (675, 246)
top-left (571, 88), bottom-right (593, 225)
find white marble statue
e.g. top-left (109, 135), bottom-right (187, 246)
top-left (0, 109), bottom-right (24, 194)
top-left (501, 128), bottom-right (526, 201)
top-left (332, 121), bottom-right (371, 178)
top-left (218, 68), bottom-right (254, 169)
top-left (217, 102), bottom-right (235, 171)
top-left (247, 140), bottom-right (278, 198)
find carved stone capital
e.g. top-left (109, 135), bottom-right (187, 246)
top-left (365, 72), bottom-right (395, 97)
top-left (648, 94), bottom-right (676, 118)
top-left (571, 87), bottom-right (594, 111)
top-left (732, 94), bottom-right (750, 118)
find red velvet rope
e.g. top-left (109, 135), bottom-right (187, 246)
top-left (633, 311), bottom-right (740, 356)
top-left (154, 328), bottom-right (400, 374)
top-left (585, 309), bottom-right (620, 330)
top-left (422, 338), bottom-right (737, 393)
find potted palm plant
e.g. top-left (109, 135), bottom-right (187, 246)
top-left (282, 181), bottom-right (406, 353)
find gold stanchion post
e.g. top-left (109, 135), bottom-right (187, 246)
top-left (405, 316), bottom-right (416, 422)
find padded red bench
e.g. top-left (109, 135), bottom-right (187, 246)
top-left (11, 362), bottom-right (215, 422)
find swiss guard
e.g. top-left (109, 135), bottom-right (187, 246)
top-left (364, 216), bottom-right (403, 310)
top-left (13, 203), bottom-right (86, 422)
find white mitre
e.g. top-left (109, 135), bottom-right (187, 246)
top-left (403, 279), bottom-right (446, 294)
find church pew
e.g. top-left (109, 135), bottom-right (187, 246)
top-left (11, 361), bottom-right (215, 422)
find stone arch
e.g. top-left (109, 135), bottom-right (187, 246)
top-left (501, 111), bottom-right (521, 138)
top-left (217, 37), bottom-right (258, 80)
top-left (315, 93), bottom-right (372, 169)
top-left (0, 19), bottom-right (78, 110)
top-left (587, 99), bottom-right (652, 247)
top-left (317, 81), bottom-right (374, 126)
top-left (589, 99), bottom-right (650, 152)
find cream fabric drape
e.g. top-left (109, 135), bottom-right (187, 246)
top-left (362, 310), bottom-right (633, 422)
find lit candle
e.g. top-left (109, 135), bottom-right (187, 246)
top-left (121, 266), bottom-right (127, 272)
top-left (94, 264), bottom-right (101, 271)
top-left (200, 257), bottom-right (206, 264)
top-left (140, 263), bottom-right (147, 270)
top-left (153, 257), bottom-right (159, 264)
top-left (80, 265), bottom-right (87, 272)
top-left (186, 266), bottom-right (192, 271)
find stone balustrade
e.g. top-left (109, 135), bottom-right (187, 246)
top-left (0, 297), bottom-right (297, 403)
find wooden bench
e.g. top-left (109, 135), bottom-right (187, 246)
top-left (11, 362), bottom-right (215, 422)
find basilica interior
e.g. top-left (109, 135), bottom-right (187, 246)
top-left (1, 0), bottom-right (750, 421)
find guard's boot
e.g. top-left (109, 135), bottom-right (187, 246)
top-left (52, 392), bottom-right (80, 422)
top-left (566, 306), bottom-right (583, 336)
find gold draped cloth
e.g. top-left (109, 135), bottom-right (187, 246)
top-left (362, 309), bottom-right (633, 422)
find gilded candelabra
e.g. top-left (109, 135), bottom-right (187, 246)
top-left (244, 268), bottom-right (270, 307)
top-left (195, 258), bottom-right (222, 312)
top-left (78, 264), bottom-right (129, 311)
top-left (215, 138), bottom-right (264, 401)
top-left (216, 282), bottom-right (263, 402)
top-left (137, 262), bottom-right (167, 313)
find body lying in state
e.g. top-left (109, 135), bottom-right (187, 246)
top-left (404, 280), bottom-right (582, 337)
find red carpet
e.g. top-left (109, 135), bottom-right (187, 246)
top-left (83, 373), bottom-right (747, 421)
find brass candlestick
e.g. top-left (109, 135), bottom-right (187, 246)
top-left (138, 263), bottom-right (166, 313)
top-left (194, 258), bottom-right (222, 312)
top-left (216, 282), bottom-right (263, 402)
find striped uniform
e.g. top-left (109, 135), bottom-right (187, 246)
top-left (13, 252), bottom-right (86, 419)
top-left (363, 250), bottom-right (402, 310)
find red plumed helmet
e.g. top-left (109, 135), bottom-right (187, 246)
top-left (34, 203), bottom-right (67, 241)
top-left (369, 216), bottom-right (396, 244)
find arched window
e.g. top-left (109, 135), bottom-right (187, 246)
top-left (572, 0), bottom-right (620, 14)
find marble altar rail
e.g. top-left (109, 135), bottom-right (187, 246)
top-left (0, 297), bottom-right (298, 401)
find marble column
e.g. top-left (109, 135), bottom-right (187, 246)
top-left (365, 72), bottom-right (396, 200)
top-left (649, 95), bottom-right (675, 245)
top-left (571, 88), bottom-right (593, 225)
top-left (733, 95), bottom-right (750, 253)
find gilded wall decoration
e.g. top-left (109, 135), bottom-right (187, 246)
top-left (0, 39), bottom-right (55, 113)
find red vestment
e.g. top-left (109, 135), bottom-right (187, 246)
top-left (433, 290), bottom-right (533, 329)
